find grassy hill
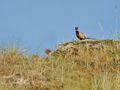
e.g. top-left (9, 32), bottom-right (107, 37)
top-left (0, 40), bottom-right (120, 90)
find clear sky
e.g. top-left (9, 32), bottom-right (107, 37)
top-left (0, 0), bottom-right (120, 54)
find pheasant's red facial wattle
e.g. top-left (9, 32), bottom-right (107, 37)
top-left (75, 30), bottom-right (79, 35)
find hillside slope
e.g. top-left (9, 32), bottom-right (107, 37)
top-left (49, 40), bottom-right (120, 71)
top-left (0, 40), bottom-right (119, 90)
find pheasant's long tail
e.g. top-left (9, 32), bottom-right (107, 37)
top-left (86, 37), bottom-right (96, 40)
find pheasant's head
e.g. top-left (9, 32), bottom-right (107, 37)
top-left (75, 27), bottom-right (79, 34)
top-left (75, 27), bottom-right (78, 31)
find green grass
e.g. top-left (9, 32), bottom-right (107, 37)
top-left (0, 40), bottom-right (120, 90)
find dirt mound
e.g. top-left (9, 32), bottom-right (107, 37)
top-left (51, 40), bottom-right (119, 58)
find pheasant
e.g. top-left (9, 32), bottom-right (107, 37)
top-left (75, 27), bottom-right (95, 40)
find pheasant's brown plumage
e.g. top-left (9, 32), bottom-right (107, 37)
top-left (75, 27), bottom-right (95, 40)
top-left (75, 27), bottom-right (87, 40)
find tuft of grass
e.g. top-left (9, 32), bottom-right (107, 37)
top-left (0, 40), bottom-right (120, 90)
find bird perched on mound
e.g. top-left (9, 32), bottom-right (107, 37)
top-left (75, 27), bottom-right (95, 40)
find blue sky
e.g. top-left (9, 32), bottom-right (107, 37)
top-left (0, 0), bottom-right (120, 54)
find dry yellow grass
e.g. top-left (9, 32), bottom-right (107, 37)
top-left (0, 40), bottom-right (120, 90)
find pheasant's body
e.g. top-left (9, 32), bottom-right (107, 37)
top-left (75, 27), bottom-right (95, 40)
top-left (75, 30), bottom-right (87, 40)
